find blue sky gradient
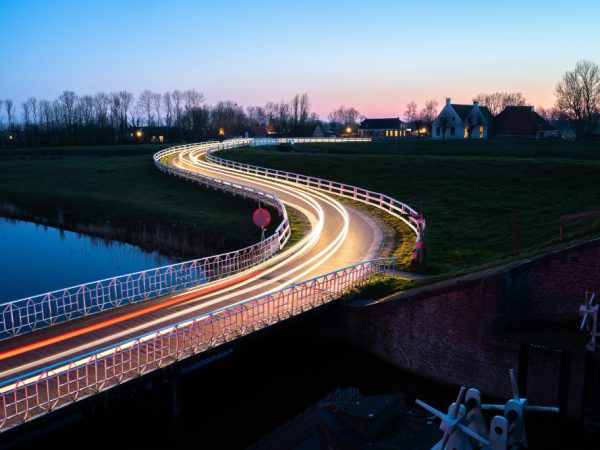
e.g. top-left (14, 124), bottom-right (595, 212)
top-left (1, 0), bottom-right (599, 117)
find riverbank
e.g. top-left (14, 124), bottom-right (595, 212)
top-left (0, 145), bottom-right (300, 259)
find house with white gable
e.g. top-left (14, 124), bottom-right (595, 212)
top-left (432, 98), bottom-right (494, 139)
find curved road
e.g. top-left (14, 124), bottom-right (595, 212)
top-left (0, 143), bottom-right (387, 385)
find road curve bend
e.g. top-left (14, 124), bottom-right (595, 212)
top-left (0, 138), bottom-right (423, 434)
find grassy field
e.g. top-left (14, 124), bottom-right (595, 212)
top-left (284, 139), bottom-right (600, 160)
top-left (0, 145), bottom-right (285, 257)
top-left (219, 141), bottom-right (600, 275)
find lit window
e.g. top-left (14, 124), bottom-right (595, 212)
top-left (394, 130), bottom-right (399, 137)
top-left (464, 127), bottom-right (469, 138)
top-left (479, 125), bottom-right (484, 138)
top-left (385, 130), bottom-right (389, 137)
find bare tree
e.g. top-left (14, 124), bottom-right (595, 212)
top-left (420, 100), bottom-right (439, 135)
top-left (536, 106), bottom-right (561, 123)
top-left (94, 92), bottom-right (110, 135)
top-left (22, 101), bottom-right (31, 130)
top-left (152, 92), bottom-right (162, 128)
top-left (476, 92), bottom-right (527, 116)
top-left (138, 90), bottom-right (154, 127)
top-left (163, 91), bottom-right (173, 128)
top-left (172, 89), bottom-right (183, 127)
top-left (281, 101), bottom-right (293, 135)
top-left (264, 102), bottom-right (278, 128)
top-left (290, 93), bottom-right (311, 134)
top-left (5, 99), bottom-right (15, 135)
top-left (211, 101), bottom-right (247, 136)
top-left (291, 94), bottom-right (301, 130)
top-left (57, 91), bottom-right (77, 143)
top-left (39, 100), bottom-right (52, 144)
top-left (299, 93), bottom-right (310, 129)
top-left (26, 97), bottom-right (38, 126)
top-left (183, 89), bottom-right (204, 132)
top-left (555, 60), bottom-right (600, 140)
top-left (404, 101), bottom-right (419, 123)
top-left (183, 89), bottom-right (204, 112)
top-left (118, 91), bottom-right (133, 132)
top-left (247, 106), bottom-right (267, 127)
top-left (328, 105), bottom-right (361, 132)
top-left (109, 92), bottom-right (121, 133)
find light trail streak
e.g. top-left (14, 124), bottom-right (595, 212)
top-left (0, 142), bottom-right (353, 382)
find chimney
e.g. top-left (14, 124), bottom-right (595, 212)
top-left (445, 98), bottom-right (451, 106)
top-left (473, 99), bottom-right (479, 107)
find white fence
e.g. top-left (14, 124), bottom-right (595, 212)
top-left (205, 137), bottom-right (425, 245)
top-left (0, 258), bottom-right (395, 433)
top-left (0, 143), bottom-right (291, 340)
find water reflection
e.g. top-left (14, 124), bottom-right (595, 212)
top-left (0, 217), bottom-right (178, 303)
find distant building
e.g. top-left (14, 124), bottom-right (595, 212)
top-left (313, 124), bottom-right (335, 138)
top-left (358, 118), bottom-right (404, 138)
top-left (432, 98), bottom-right (493, 139)
top-left (248, 126), bottom-right (268, 138)
top-left (492, 106), bottom-right (560, 139)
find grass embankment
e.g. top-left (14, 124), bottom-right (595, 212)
top-left (0, 145), bottom-right (306, 258)
top-left (219, 140), bottom-right (600, 276)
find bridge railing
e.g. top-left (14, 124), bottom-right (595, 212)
top-left (204, 137), bottom-right (424, 238)
top-left (0, 257), bottom-right (396, 433)
top-left (0, 143), bottom-right (291, 341)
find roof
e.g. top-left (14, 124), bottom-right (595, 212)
top-left (493, 106), bottom-right (557, 136)
top-left (479, 106), bottom-right (494, 124)
top-left (449, 104), bottom-right (493, 123)
top-left (450, 104), bottom-right (473, 121)
top-left (359, 118), bottom-right (403, 130)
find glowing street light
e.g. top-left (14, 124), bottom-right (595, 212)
top-left (218, 128), bottom-right (225, 136)
top-left (135, 130), bottom-right (143, 138)
top-left (346, 126), bottom-right (352, 134)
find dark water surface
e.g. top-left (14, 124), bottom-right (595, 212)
top-left (0, 217), bottom-right (177, 303)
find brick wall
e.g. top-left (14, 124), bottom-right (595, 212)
top-left (333, 238), bottom-right (600, 419)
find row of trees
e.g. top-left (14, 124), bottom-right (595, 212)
top-left (474, 60), bottom-right (600, 140)
top-left (4, 59), bottom-right (596, 146)
top-left (403, 100), bottom-right (439, 134)
top-left (0, 91), bottom-right (352, 147)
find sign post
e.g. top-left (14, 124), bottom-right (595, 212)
top-left (252, 205), bottom-right (272, 241)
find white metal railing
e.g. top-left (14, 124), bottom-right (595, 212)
top-left (0, 137), bottom-right (424, 433)
top-left (0, 143), bottom-right (291, 340)
top-left (0, 258), bottom-right (395, 433)
top-left (205, 137), bottom-right (423, 234)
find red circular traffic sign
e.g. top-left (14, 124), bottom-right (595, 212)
top-left (252, 208), bottom-right (271, 228)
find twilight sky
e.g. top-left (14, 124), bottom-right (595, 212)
top-left (1, 0), bottom-right (599, 118)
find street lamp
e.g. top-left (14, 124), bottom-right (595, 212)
top-left (346, 126), bottom-right (352, 135)
top-left (135, 130), bottom-right (143, 139)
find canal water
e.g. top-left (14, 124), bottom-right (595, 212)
top-left (0, 217), bottom-right (178, 303)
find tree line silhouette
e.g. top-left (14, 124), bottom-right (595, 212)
top-left (0, 90), bottom-right (351, 147)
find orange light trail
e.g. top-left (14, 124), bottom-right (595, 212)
top-left (0, 270), bottom-right (264, 361)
